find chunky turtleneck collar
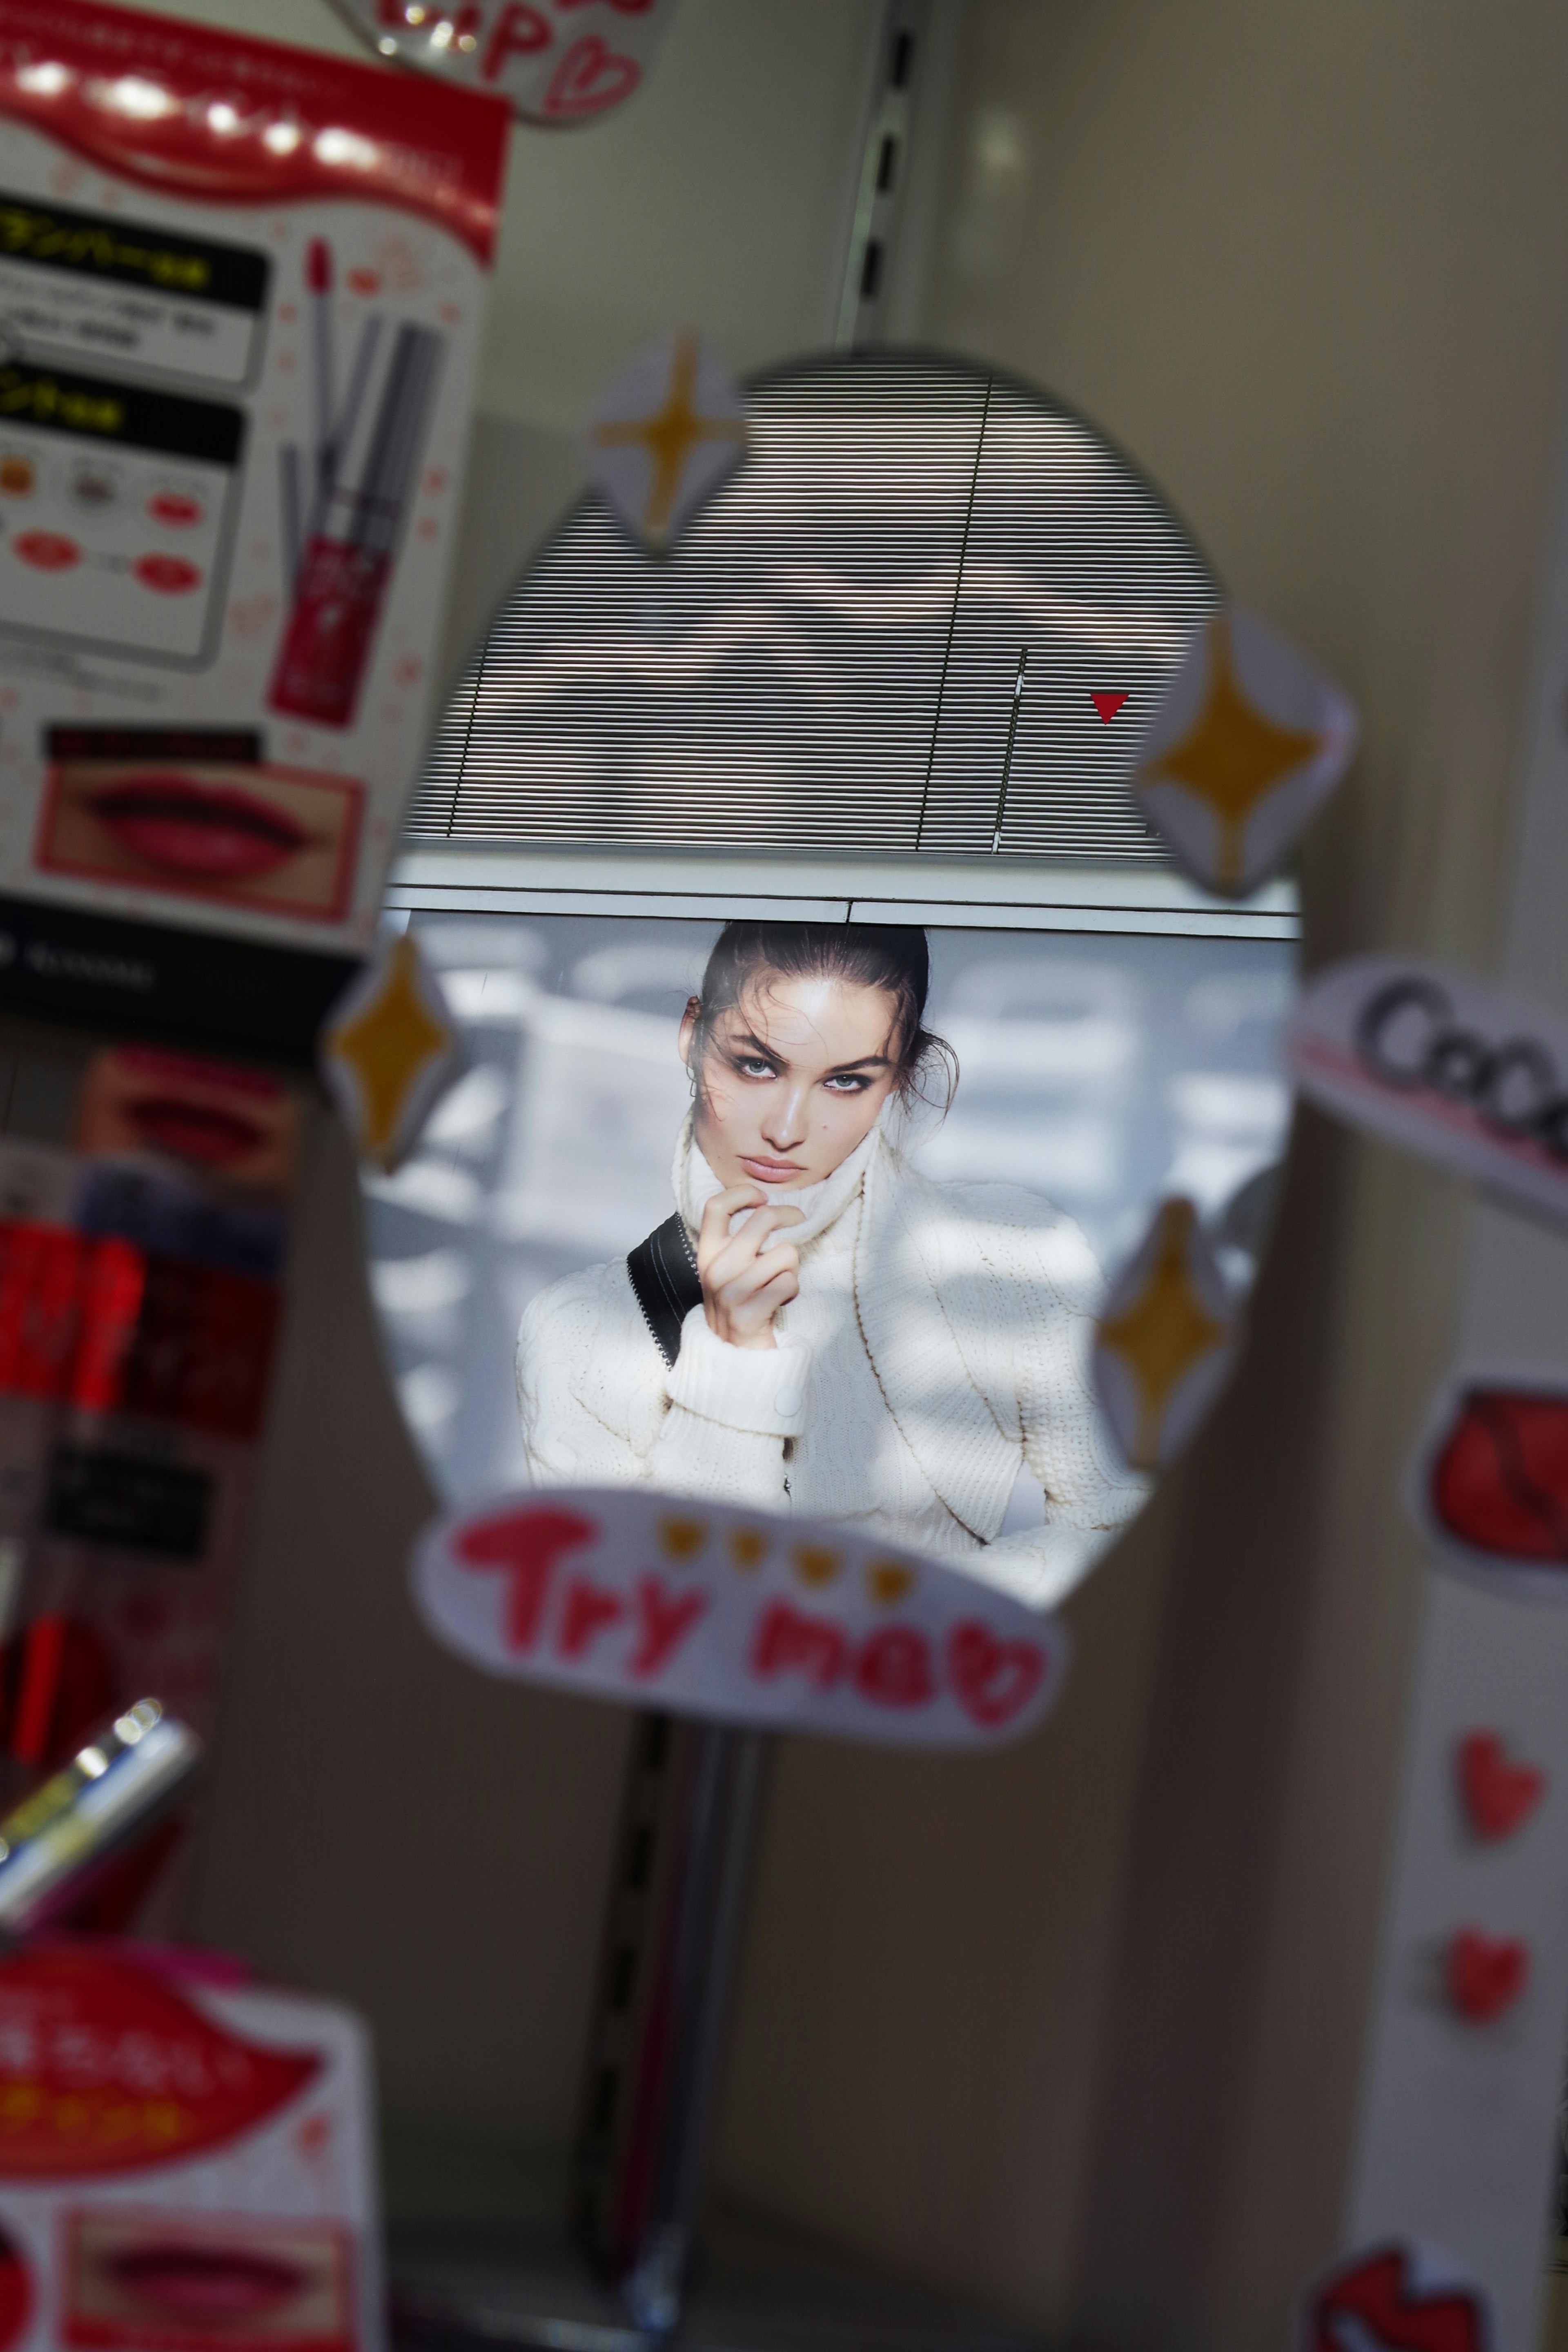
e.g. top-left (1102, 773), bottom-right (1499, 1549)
top-left (673, 1109), bottom-right (885, 1252)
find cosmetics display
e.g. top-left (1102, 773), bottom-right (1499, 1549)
top-left (0, 1937), bottom-right (379, 2352)
top-left (0, 0), bottom-right (508, 1058)
top-left (0, 1051), bottom-right (296, 1932)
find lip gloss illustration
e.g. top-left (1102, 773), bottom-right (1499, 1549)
top-left (270, 317), bottom-right (443, 728)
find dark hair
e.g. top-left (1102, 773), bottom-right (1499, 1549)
top-left (688, 922), bottom-right (957, 1112)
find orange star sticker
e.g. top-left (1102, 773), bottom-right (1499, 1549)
top-left (1097, 1200), bottom-right (1230, 1468)
top-left (324, 934), bottom-right (453, 1166)
top-left (591, 332), bottom-right (746, 542)
top-left (1145, 616), bottom-right (1322, 889)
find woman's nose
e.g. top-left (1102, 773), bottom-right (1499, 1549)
top-left (764, 1086), bottom-right (808, 1147)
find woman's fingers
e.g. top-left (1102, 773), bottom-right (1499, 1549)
top-left (713, 1241), bottom-right (800, 1312)
top-left (700, 1200), bottom-right (804, 1287)
top-left (696, 1185), bottom-right (763, 1273)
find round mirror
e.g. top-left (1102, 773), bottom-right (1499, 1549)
top-left (365, 351), bottom-right (1298, 1606)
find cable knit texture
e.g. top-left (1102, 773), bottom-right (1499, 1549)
top-left (515, 1113), bottom-right (1148, 1608)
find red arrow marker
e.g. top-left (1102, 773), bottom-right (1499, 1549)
top-left (1090, 690), bottom-right (1128, 723)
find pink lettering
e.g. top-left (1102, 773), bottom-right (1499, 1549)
top-left (456, 1504), bottom-right (597, 1652)
top-left (854, 1625), bottom-right (935, 1707)
top-left (631, 1577), bottom-right (708, 1678)
top-left (557, 1578), bottom-right (626, 1660)
top-left (946, 1620), bottom-right (1045, 1729)
top-left (483, 1), bottom-right (551, 80)
top-left (750, 1602), bottom-right (847, 1689)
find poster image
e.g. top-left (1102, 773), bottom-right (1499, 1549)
top-left (365, 908), bottom-right (1296, 1611)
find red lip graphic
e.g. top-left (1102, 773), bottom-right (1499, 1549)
top-left (122, 1094), bottom-right (266, 1168)
top-left (106, 2243), bottom-right (306, 2321)
top-left (15, 531), bottom-right (78, 571)
top-left (1305, 2246), bottom-right (1485, 2352)
top-left (134, 552), bottom-right (202, 594)
top-left (1429, 1386), bottom-right (1568, 1564)
top-left (88, 777), bottom-right (308, 884)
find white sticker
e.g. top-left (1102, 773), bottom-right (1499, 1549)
top-left (1288, 954), bottom-right (1568, 1224)
top-left (336, 0), bottom-right (679, 125)
top-left (1092, 1197), bottom-right (1239, 1471)
top-left (1134, 606), bottom-right (1357, 897)
top-left (412, 1485), bottom-right (1070, 1748)
top-left (586, 330), bottom-right (746, 553)
top-left (321, 930), bottom-right (462, 1172)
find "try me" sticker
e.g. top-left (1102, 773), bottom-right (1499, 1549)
top-left (412, 1487), bottom-right (1069, 1748)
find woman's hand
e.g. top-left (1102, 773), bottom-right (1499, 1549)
top-left (695, 1186), bottom-right (803, 1351)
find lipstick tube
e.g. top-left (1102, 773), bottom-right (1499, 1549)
top-left (269, 322), bottom-right (443, 730)
top-left (0, 1698), bottom-right (200, 1936)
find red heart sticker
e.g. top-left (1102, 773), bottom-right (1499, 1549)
top-left (1304, 2246), bottom-right (1485, 2352)
top-left (1457, 1731), bottom-right (1545, 1841)
top-left (1446, 1927), bottom-right (1528, 2023)
top-left (543, 34), bottom-right (642, 118)
top-left (946, 1620), bottom-right (1045, 1728)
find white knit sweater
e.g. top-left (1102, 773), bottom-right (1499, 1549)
top-left (514, 1115), bottom-right (1147, 1609)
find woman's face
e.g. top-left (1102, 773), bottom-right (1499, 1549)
top-left (680, 971), bottom-right (904, 1189)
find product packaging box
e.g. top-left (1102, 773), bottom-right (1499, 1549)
top-left (0, 1940), bottom-right (380, 2352)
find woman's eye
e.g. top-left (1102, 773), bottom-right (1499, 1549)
top-left (738, 1057), bottom-right (776, 1079)
top-left (824, 1073), bottom-right (871, 1094)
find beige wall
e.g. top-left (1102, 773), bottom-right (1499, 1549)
top-left (53, 0), bottom-right (1568, 2344)
top-left (710, 7), bottom-right (1568, 2349)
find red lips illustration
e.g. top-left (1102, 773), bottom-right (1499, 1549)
top-left (1303, 2246), bottom-right (1485, 2352)
top-left (87, 777), bottom-right (308, 885)
top-left (120, 1095), bottom-right (268, 1169)
top-left (1427, 1385), bottom-right (1568, 1565)
top-left (105, 2241), bottom-right (307, 2321)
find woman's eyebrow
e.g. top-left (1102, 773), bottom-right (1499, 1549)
top-left (825, 1053), bottom-right (891, 1074)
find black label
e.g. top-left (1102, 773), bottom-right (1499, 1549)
top-left (46, 1445), bottom-right (213, 1559)
top-left (0, 193), bottom-right (270, 314)
top-left (0, 363), bottom-right (243, 465)
top-left (46, 726), bottom-right (261, 764)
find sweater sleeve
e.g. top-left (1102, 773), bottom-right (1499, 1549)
top-left (645, 1307), bottom-right (808, 1510)
top-left (516, 1268), bottom-right (648, 1486)
top-left (963, 1200), bottom-right (1149, 1612)
top-left (518, 1268), bottom-right (809, 1513)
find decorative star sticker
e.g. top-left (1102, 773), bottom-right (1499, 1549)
top-left (1135, 608), bottom-right (1358, 896)
top-left (588, 330), bottom-right (747, 550)
top-left (321, 931), bottom-right (460, 1172)
top-left (1094, 1198), bottom-right (1236, 1470)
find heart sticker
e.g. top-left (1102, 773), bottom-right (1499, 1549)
top-left (544, 34), bottom-right (642, 118)
top-left (946, 1621), bottom-right (1046, 1729)
top-left (1445, 1927), bottom-right (1529, 2023)
top-left (1456, 1731), bottom-right (1545, 1842)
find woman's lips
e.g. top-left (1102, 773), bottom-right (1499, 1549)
top-left (105, 2243), bottom-right (305, 2320)
top-left (122, 1094), bottom-right (267, 1168)
top-left (739, 1156), bottom-right (806, 1184)
top-left (87, 776), bottom-right (309, 884)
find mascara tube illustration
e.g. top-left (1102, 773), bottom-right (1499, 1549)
top-left (269, 321), bottom-right (443, 730)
